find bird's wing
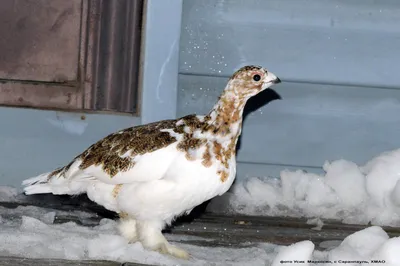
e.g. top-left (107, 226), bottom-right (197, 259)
top-left (50, 118), bottom-right (183, 185)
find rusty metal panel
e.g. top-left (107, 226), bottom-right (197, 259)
top-left (83, 0), bottom-right (143, 114)
top-left (0, 0), bottom-right (142, 114)
top-left (0, 0), bottom-right (82, 82)
top-left (0, 82), bottom-right (81, 110)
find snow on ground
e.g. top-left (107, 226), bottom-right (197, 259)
top-left (0, 186), bottom-right (18, 201)
top-left (0, 203), bottom-right (399, 265)
top-left (209, 148), bottom-right (400, 227)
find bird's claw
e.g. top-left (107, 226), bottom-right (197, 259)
top-left (155, 243), bottom-right (190, 260)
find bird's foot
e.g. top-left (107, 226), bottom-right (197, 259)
top-left (158, 243), bottom-right (190, 260)
top-left (144, 241), bottom-right (190, 260)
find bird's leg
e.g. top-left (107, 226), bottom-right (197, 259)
top-left (118, 214), bottom-right (138, 243)
top-left (136, 220), bottom-right (190, 260)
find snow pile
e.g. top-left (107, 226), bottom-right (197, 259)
top-left (208, 148), bottom-right (400, 226)
top-left (272, 226), bottom-right (400, 266)
top-left (0, 186), bottom-right (18, 201)
top-left (327, 226), bottom-right (400, 266)
top-left (272, 240), bottom-right (314, 266)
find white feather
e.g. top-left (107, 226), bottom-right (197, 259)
top-left (116, 151), bottom-right (236, 223)
top-left (22, 172), bottom-right (50, 186)
top-left (23, 160), bottom-right (91, 196)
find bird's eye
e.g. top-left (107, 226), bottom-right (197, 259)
top-left (253, 74), bottom-right (261, 81)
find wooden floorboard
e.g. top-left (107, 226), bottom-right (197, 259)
top-left (0, 257), bottom-right (153, 266)
top-left (170, 213), bottom-right (400, 248)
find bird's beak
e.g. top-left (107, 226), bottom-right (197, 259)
top-left (273, 77), bottom-right (281, 84)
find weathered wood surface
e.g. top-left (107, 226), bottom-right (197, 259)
top-left (0, 256), bottom-right (148, 266)
top-left (171, 213), bottom-right (400, 249)
top-left (0, 256), bottom-right (118, 266)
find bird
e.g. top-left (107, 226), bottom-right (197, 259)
top-left (22, 65), bottom-right (281, 259)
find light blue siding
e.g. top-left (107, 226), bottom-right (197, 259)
top-left (180, 0), bottom-right (400, 87)
top-left (140, 0), bottom-right (183, 124)
top-left (178, 0), bottom-right (400, 180)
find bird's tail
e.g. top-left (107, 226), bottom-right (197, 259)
top-left (22, 172), bottom-right (53, 195)
top-left (22, 161), bottom-right (88, 196)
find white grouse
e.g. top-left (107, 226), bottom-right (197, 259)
top-left (22, 65), bottom-right (281, 259)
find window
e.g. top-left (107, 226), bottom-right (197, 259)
top-left (0, 0), bottom-right (143, 114)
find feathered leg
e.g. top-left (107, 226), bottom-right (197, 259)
top-left (118, 213), bottom-right (139, 243)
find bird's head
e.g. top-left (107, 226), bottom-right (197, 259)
top-left (226, 65), bottom-right (281, 100)
top-left (207, 65), bottom-right (281, 128)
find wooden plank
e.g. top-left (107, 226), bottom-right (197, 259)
top-left (0, 256), bottom-right (151, 266)
top-left (1, 194), bottom-right (117, 219)
top-left (178, 74), bottom-right (400, 169)
top-left (170, 213), bottom-right (400, 249)
top-left (179, 0), bottom-right (400, 87)
top-left (0, 256), bottom-right (121, 266)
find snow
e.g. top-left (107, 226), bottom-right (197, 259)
top-left (328, 226), bottom-right (388, 262)
top-left (0, 186), bottom-right (18, 201)
top-left (326, 226), bottom-right (400, 266)
top-left (272, 241), bottom-right (314, 266)
top-left (208, 148), bottom-right (400, 227)
top-left (306, 217), bottom-right (324, 231)
top-left (0, 204), bottom-right (399, 265)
